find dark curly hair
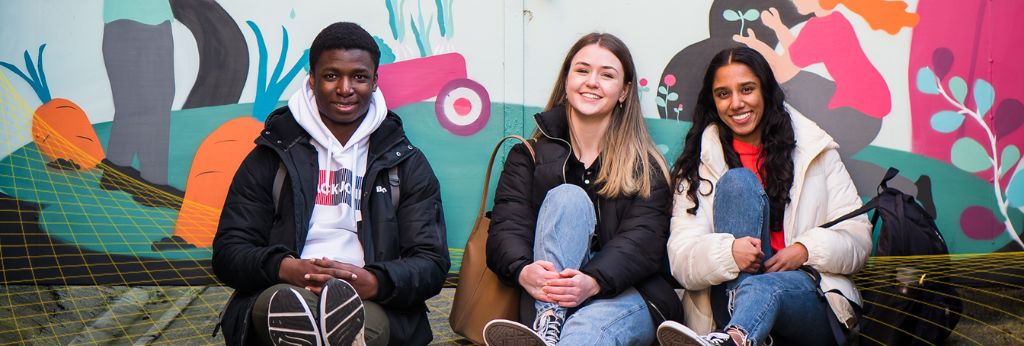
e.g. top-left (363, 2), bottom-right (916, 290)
top-left (309, 22), bottom-right (381, 72)
top-left (670, 47), bottom-right (795, 230)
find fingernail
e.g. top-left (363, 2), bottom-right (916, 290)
top-left (304, 274), bottom-right (310, 279)
top-left (351, 274), bottom-right (358, 280)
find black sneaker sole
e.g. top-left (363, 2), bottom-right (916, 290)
top-left (483, 319), bottom-right (547, 346)
top-left (267, 287), bottom-right (322, 346)
top-left (320, 279), bottom-right (364, 346)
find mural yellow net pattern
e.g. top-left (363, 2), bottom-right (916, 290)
top-left (1, 70), bottom-right (1022, 345)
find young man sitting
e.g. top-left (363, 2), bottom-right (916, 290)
top-left (213, 22), bottom-right (450, 346)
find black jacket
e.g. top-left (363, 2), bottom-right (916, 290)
top-left (212, 106), bottom-right (450, 345)
top-left (485, 106), bottom-right (684, 325)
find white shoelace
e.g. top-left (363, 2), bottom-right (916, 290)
top-left (701, 332), bottom-right (733, 345)
top-left (532, 311), bottom-right (564, 345)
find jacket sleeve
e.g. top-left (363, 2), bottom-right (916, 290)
top-left (666, 179), bottom-right (740, 291)
top-left (486, 143), bottom-right (537, 287)
top-left (580, 167), bottom-right (672, 298)
top-left (792, 149), bottom-right (873, 275)
top-left (363, 152), bottom-right (451, 309)
top-left (212, 148), bottom-right (298, 293)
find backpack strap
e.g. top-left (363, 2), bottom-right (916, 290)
top-left (388, 166), bottom-right (400, 207)
top-left (819, 198), bottom-right (879, 229)
top-left (798, 266), bottom-right (862, 346)
top-left (273, 161), bottom-right (286, 214)
top-left (819, 167), bottom-right (900, 229)
top-left (878, 167), bottom-right (900, 193)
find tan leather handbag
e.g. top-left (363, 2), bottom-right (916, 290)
top-left (449, 135), bottom-right (535, 344)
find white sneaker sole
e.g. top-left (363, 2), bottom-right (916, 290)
top-left (657, 321), bottom-right (709, 346)
top-left (483, 319), bottom-right (547, 346)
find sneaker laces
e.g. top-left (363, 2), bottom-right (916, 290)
top-left (532, 310), bottom-right (564, 345)
top-left (701, 331), bottom-right (734, 345)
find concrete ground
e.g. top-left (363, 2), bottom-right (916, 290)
top-left (1, 283), bottom-right (1021, 345)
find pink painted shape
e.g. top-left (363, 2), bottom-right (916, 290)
top-left (453, 97), bottom-right (472, 116)
top-left (908, 2), bottom-right (1024, 185)
top-left (789, 13), bottom-right (892, 118)
top-left (376, 52), bottom-right (468, 109)
top-left (960, 205), bottom-right (1005, 240)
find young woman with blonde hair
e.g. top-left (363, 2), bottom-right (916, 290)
top-left (482, 32), bottom-right (683, 346)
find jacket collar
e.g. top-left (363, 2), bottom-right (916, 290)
top-left (258, 106), bottom-right (412, 167)
top-left (533, 104), bottom-right (571, 142)
top-left (699, 112), bottom-right (837, 178)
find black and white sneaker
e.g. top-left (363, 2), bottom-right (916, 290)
top-left (320, 279), bottom-right (365, 346)
top-left (267, 286), bottom-right (322, 346)
top-left (483, 319), bottom-right (548, 346)
top-left (657, 321), bottom-right (737, 346)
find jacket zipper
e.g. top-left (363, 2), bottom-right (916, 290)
top-left (647, 298), bottom-right (667, 323)
top-left (533, 117), bottom-right (571, 185)
top-left (535, 116), bottom-right (602, 234)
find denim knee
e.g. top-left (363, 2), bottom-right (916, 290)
top-left (715, 168), bottom-right (765, 202)
top-left (544, 184), bottom-right (590, 206)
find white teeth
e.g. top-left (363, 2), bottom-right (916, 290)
top-left (581, 93), bottom-right (601, 100)
top-left (732, 112), bottom-right (751, 121)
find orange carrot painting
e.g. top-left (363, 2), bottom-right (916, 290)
top-left (2, 44), bottom-right (105, 170)
top-left (170, 116), bottom-right (263, 248)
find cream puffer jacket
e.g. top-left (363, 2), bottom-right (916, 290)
top-left (667, 112), bottom-right (872, 334)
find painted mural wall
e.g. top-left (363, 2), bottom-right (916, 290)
top-left (0, 0), bottom-right (1020, 285)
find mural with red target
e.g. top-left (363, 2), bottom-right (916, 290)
top-left (435, 78), bottom-right (490, 136)
top-left (377, 52), bottom-right (490, 136)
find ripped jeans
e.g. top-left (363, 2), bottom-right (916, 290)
top-left (711, 168), bottom-right (835, 346)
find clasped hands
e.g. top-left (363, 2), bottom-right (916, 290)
top-left (518, 260), bottom-right (600, 308)
top-left (279, 256), bottom-right (378, 299)
top-left (732, 236), bottom-right (808, 274)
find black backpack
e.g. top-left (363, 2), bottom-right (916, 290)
top-left (821, 167), bottom-right (963, 345)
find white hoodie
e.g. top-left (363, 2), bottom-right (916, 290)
top-left (288, 76), bottom-right (388, 267)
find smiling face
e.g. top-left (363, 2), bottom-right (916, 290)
top-left (310, 48), bottom-right (377, 138)
top-left (564, 44), bottom-right (629, 119)
top-left (713, 63), bottom-right (765, 145)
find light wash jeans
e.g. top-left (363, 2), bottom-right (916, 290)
top-left (531, 184), bottom-right (654, 345)
top-left (712, 168), bottom-right (835, 346)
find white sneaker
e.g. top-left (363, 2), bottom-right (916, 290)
top-left (657, 321), bottom-right (736, 346)
top-left (483, 319), bottom-right (549, 346)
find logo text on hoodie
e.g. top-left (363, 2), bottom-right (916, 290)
top-left (315, 168), bottom-right (363, 208)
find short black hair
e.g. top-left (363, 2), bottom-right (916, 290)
top-left (309, 22), bottom-right (381, 73)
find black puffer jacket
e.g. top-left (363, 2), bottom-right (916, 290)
top-left (212, 106), bottom-right (450, 345)
top-left (485, 105), bottom-right (684, 326)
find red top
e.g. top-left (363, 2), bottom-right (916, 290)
top-left (733, 139), bottom-right (786, 252)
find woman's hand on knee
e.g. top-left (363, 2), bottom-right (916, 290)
top-left (732, 236), bottom-right (764, 273)
top-left (519, 260), bottom-right (560, 303)
top-left (542, 269), bottom-right (599, 308)
top-left (764, 242), bottom-right (808, 272)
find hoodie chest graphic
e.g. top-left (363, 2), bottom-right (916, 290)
top-left (315, 168), bottom-right (363, 208)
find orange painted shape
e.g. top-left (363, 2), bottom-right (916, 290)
top-left (172, 116), bottom-right (263, 248)
top-left (31, 98), bottom-right (106, 170)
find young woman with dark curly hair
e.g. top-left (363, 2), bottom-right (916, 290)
top-left (657, 46), bottom-right (872, 346)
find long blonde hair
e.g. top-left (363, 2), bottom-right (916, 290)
top-left (541, 33), bottom-right (669, 199)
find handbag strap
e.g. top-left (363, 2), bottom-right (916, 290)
top-left (478, 135), bottom-right (536, 216)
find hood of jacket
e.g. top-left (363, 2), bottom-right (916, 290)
top-left (288, 75), bottom-right (388, 172)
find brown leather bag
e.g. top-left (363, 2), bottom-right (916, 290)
top-left (449, 135), bottom-right (535, 344)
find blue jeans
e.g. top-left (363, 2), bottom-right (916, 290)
top-left (713, 169), bottom-right (835, 346)
top-left (532, 184), bottom-right (654, 345)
